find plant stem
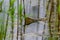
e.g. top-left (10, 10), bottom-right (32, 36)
top-left (9, 0), bottom-right (15, 40)
top-left (4, 14), bottom-right (9, 40)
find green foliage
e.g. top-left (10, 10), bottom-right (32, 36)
top-left (0, 0), bottom-right (4, 6)
top-left (7, 0), bottom-right (16, 40)
top-left (19, 4), bottom-right (23, 14)
top-left (18, 4), bottom-right (23, 25)
top-left (3, 0), bottom-right (16, 40)
top-left (18, 4), bottom-right (28, 19)
top-left (0, 19), bottom-right (5, 40)
top-left (0, 32), bottom-right (3, 40)
top-left (19, 4), bottom-right (23, 22)
top-left (18, 3), bottom-right (34, 19)
top-left (0, 28), bottom-right (5, 40)
top-left (58, 5), bottom-right (60, 13)
top-left (8, 0), bottom-right (16, 18)
top-left (9, 7), bottom-right (15, 18)
top-left (0, 0), bottom-right (4, 12)
top-left (10, 0), bottom-right (16, 7)
top-left (59, 5), bottom-right (60, 11)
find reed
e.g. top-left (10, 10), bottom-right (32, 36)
top-left (17, 0), bottom-right (27, 39)
top-left (8, 0), bottom-right (15, 40)
top-left (19, 3), bottom-right (23, 40)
